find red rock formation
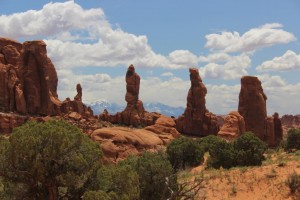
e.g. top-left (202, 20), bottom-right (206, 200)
top-left (176, 68), bottom-right (219, 136)
top-left (218, 111), bottom-right (245, 140)
top-left (273, 112), bottom-right (283, 145)
top-left (103, 65), bottom-right (159, 127)
top-left (92, 115), bottom-right (180, 163)
top-left (20, 41), bottom-right (61, 115)
top-left (0, 113), bottom-right (28, 134)
top-left (0, 38), bottom-right (61, 115)
top-left (265, 116), bottom-right (276, 146)
top-left (0, 38), bottom-right (97, 134)
top-left (281, 114), bottom-right (300, 128)
top-left (238, 76), bottom-right (283, 146)
top-left (238, 76), bottom-right (267, 140)
top-left (61, 84), bottom-right (94, 118)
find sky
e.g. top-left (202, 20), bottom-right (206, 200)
top-left (0, 0), bottom-right (300, 115)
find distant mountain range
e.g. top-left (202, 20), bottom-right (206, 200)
top-left (87, 99), bottom-right (184, 117)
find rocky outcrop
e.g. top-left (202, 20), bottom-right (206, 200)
top-left (102, 65), bottom-right (159, 127)
top-left (144, 115), bottom-right (180, 144)
top-left (92, 115), bottom-right (180, 163)
top-left (0, 112), bottom-right (29, 134)
top-left (0, 38), bottom-right (96, 134)
top-left (0, 37), bottom-right (61, 115)
top-left (176, 68), bottom-right (219, 136)
top-left (238, 76), bottom-right (283, 146)
top-left (218, 111), bottom-right (245, 140)
top-left (61, 84), bottom-right (94, 118)
top-left (273, 112), bottom-right (283, 145)
top-left (281, 114), bottom-right (300, 128)
top-left (238, 76), bottom-right (267, 140)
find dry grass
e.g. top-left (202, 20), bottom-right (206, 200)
top-left (178, 150), bottom-right (300, 200)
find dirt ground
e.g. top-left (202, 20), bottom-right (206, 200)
top-left (179, 150), bottom-right (300, 200)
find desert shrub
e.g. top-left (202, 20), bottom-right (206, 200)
top-left (285, 128), bottom-right (300, 151)
top-left (167, 136), bottom-right (204, 170)
top-left (128, 151), bottom-right (177, 200)
top-left (207, 138), bottom-right (236, 169)
top-left (0, 120), bottom-right (102, 200)
top-left (233, 132), bottom-right (267, 166)
top-left (287, 172), bottom-right (300, 194)
top-left (197, 135), bottom-right (225, 152)
top-left (91, 164), bottom-right (139, 200)
top-left (83, 190), bottom-right (112, 200)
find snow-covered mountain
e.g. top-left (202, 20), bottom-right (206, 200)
top-left (143, 102), bottom-right (184, 117)
top-left (87, 99), bottom-right (125, 115)
top-left (87, 99), bottom-right (184, 117)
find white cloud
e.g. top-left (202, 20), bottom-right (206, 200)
top-left (257, 50), bottom-right (300, 72)
top-left (161, 72), bottom-right (174, 77)
top-left (0, 1), bottom-right (107, 39)
top-left (168, 50), bottom-right (198, 67)
top-left (258, 74), bottom-right (286, 87)
top-left (199, 54), bottom-right (251, 79)
top-left (205, 23), bottom-right (296, 53)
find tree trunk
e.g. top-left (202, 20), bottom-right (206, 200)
top-left (48, 186), bottom-right (58, 200)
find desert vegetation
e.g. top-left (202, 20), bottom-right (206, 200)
top-left (0, 120), bottom-right (300, 199)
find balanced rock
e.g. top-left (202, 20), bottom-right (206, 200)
top-left (218, 111), bottom-right (245, 140)
top-left (176, 68), bottom-right (219, 136)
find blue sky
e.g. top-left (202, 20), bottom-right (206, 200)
top-left (1, 0), bottom-right (300, 115)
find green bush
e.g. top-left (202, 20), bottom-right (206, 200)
top-left (287, 172), bottom-right (300, 194)
top-left (207, 137), bottom-right (236, 169)
top-left (124, 151), bottom-right (176, 200)
top-left (0, 120), bottom-right (102, 200)
top-left (285, 128), bottom-right (300, 151)
top-left (204, 133), bottom-right (267, 169)
top-left (197, 135), bottom-right (225, 152)
top-left (167, 136), bottom-right (204, 170)
top-left (93, 164), bottom-right (139, 200)
top-left (234, 132), bottom-right (267, 166)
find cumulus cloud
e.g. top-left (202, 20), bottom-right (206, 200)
top-left (205, 23), bottom-right (296, 53)
top-left (257, 50), bottom-right (300, 72)
top-left (0, 1), bottom-right (197, 70)
top-left (0, 1), bottom-right (106, 39)
top-left (258, 74), bottom-right (287, 87)
top-left (161, 72), bottom-right (174, 77)
top-left (199, 54), bottom-right (251, 79)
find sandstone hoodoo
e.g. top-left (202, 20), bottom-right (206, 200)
top-left (0, 38), bottom-right (61, 115)
top-left (61, 83), bottom-right (94, 118)
top-left (238, 76), bottom-right (283, 146)
top-left (217, 111), bottom-right (246, 140)
top-left (238, 76), bottom-right (267, 140)
top-left (176, 68), bottom-right (219, 136)
top-left (0, 37), bottom-right (97, 134)
top-left (101, 64), bottom-right (160, 127)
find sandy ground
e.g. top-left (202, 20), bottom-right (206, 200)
top-left (179, 151), bottom-right (300, 200)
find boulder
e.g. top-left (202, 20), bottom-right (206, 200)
top-left (176, 68), bottom-right (219, 136)
top-left (218, 111), bottom-right (245, 140)
top-left (92, 116), bottom-right (180, 163)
